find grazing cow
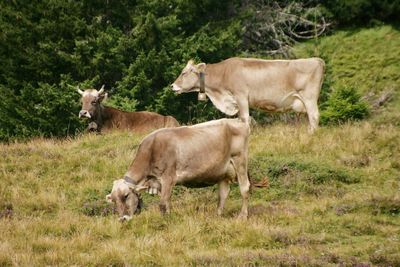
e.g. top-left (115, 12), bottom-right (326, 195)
top-left (77, 85), bottom-right (179, 133)
top-left (171, 57), bottom-right (325, 132)
top-left (106, 118), bottom-right (250, 221)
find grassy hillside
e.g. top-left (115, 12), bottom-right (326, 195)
top-left (1, 26), bottom-right (399, 266)
top-left (294, 25), bottom-right (400, 95)
top-left (294, 25), bottom-right (400, 127)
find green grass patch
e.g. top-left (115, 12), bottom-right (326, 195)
top-left (249, 154), bottom-right (360, 201)
top-left (294, 25), bottom-right (400, 95)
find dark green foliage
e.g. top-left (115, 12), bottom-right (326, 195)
top-left (0, 0), bottom-right (242, 141)
top-left (320, 0), bottom-right (400, 26)
top-left (320, 86), bottom-right (370, 125)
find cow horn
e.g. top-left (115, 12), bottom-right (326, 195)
top-left (98, 84), bottom-right (105, 94)
top-left (76, 86), bottom-right (84, 95)
top-left (124, 181), bottom-right (148, 192)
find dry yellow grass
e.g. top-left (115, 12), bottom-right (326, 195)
top-left (0, 119), bottom-right (399, 266)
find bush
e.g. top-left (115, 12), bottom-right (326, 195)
top-left (320, 86), bottom-right (370, 125)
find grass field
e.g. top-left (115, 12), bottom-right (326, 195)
top-left (1, 25), bottom-right (399, 266)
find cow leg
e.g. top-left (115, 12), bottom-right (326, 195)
top-left (236, 97), bottom-right (250, 124)
top-left (232, 156), bottom-right (250, 219)
top-left (217, 180), bottom-right (230, 216)
top-left (295, 113), bottom-right (301, 125)
top-left (303, 99), bottom-right (319, 133)
top-left (159, 178), bottom-right (174, 215)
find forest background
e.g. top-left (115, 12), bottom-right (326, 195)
top-left (0, 0), bottom-right (399, 141)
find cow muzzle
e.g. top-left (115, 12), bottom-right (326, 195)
top-left (79, 110), bottom-right (91, 118)
top-left (171, 83), bottom-right (181, 93)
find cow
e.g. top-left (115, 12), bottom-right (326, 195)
top-left (77, 85), bottom-right (179, 133)
top-left (171, 57), bottom-right (325, 132)
top-left (105, 118), bottom-right (251, 221)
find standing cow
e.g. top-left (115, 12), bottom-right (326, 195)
top-left (106, 119), bottom-right (251, 221)
top-left (171, 57), bottom-right (324, 132)
top-left (77, 85), bottom-right (179, 133)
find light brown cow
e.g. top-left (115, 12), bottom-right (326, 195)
top-left (106, 118), bottom-right (251, 221)
top-left (77, 85), bottom-right (179, 133)
top-left (171, 57), bottom-right (325, 132)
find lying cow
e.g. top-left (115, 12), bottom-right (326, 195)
top-left (171, 57), bottom-right (325, 132)
top-left (106, 118), bottom-right (251, 221)
top-left (77, 85), bottom-right (179, 133)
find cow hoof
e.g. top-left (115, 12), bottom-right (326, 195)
top-left (119, 215), bottom-right (132, 222)
top-left (237, 213), bottom-right (248, 220)
top-left (148, 188), bottom-right (158, 195)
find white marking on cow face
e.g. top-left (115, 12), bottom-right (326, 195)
top-left (79, 110), bottom-right (91, 118)
top-left (78, 88), bottom-right (107, 119)
top-left (83, 90), bottom-right (99, 97)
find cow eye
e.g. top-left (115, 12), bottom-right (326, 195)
top-left (91, 101), bottom-right (97, 105)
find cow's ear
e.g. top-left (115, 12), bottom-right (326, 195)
top-left (187, 59), bottom-right (194, 66)
top-left (98, 92), bottom-right (108, 103)
top-left (196, 63), bottom-right (206, 72)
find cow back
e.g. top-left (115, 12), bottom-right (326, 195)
top-left (101, 107), bottom-right (179, 133)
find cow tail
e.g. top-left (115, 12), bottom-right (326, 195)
top-left (317, 58), bottom-right (325, 98)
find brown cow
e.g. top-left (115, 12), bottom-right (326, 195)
top-left (171, 57), bottom-right (324, 132)
top-left (77, 85), bottom-right (179, 133)
top-left (106, 118), bottom-right (251, 221)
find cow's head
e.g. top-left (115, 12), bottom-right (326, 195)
top-left (106, 179), bottom-right (146, 221)
top-left (171, 60), bottom-right (206, 94)
top-left (77, 85), bottom-right (108, 119)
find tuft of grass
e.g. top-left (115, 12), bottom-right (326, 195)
top-left (81, 200), bottom-right (116, 217)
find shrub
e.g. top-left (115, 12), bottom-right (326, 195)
top-left (320, 86), bottom-right (370, 125)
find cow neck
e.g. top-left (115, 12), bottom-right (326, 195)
top-left (199, 72), bottom-right (205, 94)
top-left (124, 176), bottom-right (137, 185)
top-left (90, 104), bottom-right (105, 131)
top-left (200, 63), bottom-right (223, 93)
